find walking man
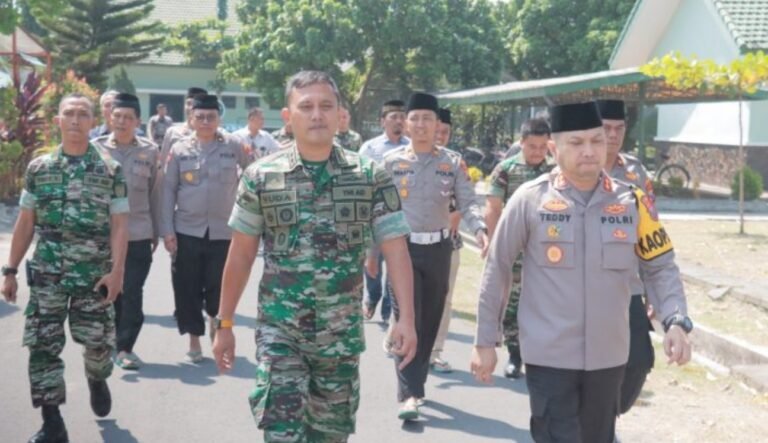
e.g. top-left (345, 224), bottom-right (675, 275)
top-left (334, 103), bottom-right (363, 152)
top-left (233, 106), bottom-right (281, 160)
top-left (2, 93), bottom-right (129, 442)
top-left (213, 70), bottom-right (417, 442)
top-left (146, 103), bottom-right (173, 146)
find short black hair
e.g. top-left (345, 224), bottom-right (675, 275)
top-left (284, 70), bottom-right (341, 106)
top-left (247, 107), bottom-right (263, 118)
top-left (520, 118), bottom-right (551, 139)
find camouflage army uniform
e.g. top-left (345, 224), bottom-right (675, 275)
top-left (229, 143), bottom-right (410, 442)
top-left (271, 127), bottom-right (294, 149)
top-left (487, 153), bottom-right (555, 347)
top-left (334, 130), bottom-right (363, 152)
top-left (19, 144), bottom-right (129, 407)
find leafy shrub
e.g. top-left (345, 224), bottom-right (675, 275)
top-left (731, 166), bottom-right (764, 201)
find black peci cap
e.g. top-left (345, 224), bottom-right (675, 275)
top-left (596, 99), bottom-right (626, 120)
top-left (549, 102), bottom-right (603, 133)
top-left (438, 108), bottom-right (452, 125)
top-left (192, 94), bottom-right (220, 110)
top-left (112, 93), bottom-right (141, 117)
top-left (186, 87), bottom-right (208, 99)
top-left (406, 92), bottom-right (439, 114)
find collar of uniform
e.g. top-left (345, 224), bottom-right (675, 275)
top-left (107, 134), bottom-right (138, 148)
top-left (327, 143), bottom-right (355, 174)
top-left (551, 169), bottom-right (613, 193)
top-left (615, 154), bottom-right (625, 167)
top-left (403, 143), bottom-right (439, 159)
top-left (191, 131), bottom-right (225, 144)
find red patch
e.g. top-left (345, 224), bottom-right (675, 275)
top-left (641, 195), bottom-right (659, 221)
top-left (602, 176), bottom-right (613, 192)
top-left (645, 178), bottom-right (655, 197)
top-left (613, 229), bottom-right (628, 240)
top-left (625, 171), bottom-right (638, 182)
top-left (459, 160), bottom-right (468, 174)
top-left (543, 199), bottom-right (569, 212)
top-left (438, 163), bottom-right (451, 172)
top-left (554, 173), bottom-right (569, 189)
top-left (398, 162), bottom-right (410, 169)
top-left (603, 204), bottom-right (627, 215)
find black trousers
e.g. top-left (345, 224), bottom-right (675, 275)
top-left (619, 294), bottom-right (655, 413)
top-left (526, 364), bottom-right (625, 443)
top-left (115, 239), bottom-right (153, 353)
top-left (391, 238), bottom-right (452, 402)
top-left (173, 232), bottom-right (230, 336)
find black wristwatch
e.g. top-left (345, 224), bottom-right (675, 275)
top-left (1, 265), bottom-right (18, 277)
top-left (662, 314), bottom-right (693, 334)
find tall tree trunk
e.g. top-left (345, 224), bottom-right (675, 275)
top-left (738, 91), bottom-right (745, 235)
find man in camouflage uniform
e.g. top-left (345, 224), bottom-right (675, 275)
top-left (484, 117), bottom-right (555, 379)
top-left (271, 123), bottom-right (294, 149)
top-left (597, 99), bottom-right (657, 414)
top-left (212, 71), bottom-right (417, 442)
top-left (92, 93), bottom-right (160, 370)
top-left (2, 93), bottom-right (129, 443)
top-left (334, 104), bottom-right (363, 152)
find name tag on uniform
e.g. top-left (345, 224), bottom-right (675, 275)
top-left (36, 173), bottom-right (63, 186)
top-left (335, 173), bottom-right (368, 185)
top-left (261, 190), bottom-right (297, 207)
top-left (332, 185), bottom-right (373, 201)
top-left (84, 174), bottom-right (113, 190)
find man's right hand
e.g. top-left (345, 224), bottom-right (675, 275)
top-left (365, 255), bottom-right (379, 278)
top-left (212, 327), bottom-right (236, 373)
top-left (1, 276), bottom-right (18, 303)
top-left (471, 346), bottom-right (498, 384)
top-left (163, 234), bottom-right (177, 255)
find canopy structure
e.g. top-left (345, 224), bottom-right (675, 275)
top-left (437, 67), bottom-right (768, 107)
top-left (0, 27), bottom-right (52, 86)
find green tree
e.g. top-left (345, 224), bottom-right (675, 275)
top-left (35, 0), bottom-right (163, 89)
top-left (642, 51), bottom-right (768, 234)
top-left (0, 0), bottom-right (63, 34)
top-left (221, 0), bottom-right (504, 125)
top-left (110, 65), bottom-right (136, 94)
top-left (504, 0), bottom-right (635, 79)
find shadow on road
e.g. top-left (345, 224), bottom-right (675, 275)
top-left (0, 301), bottom-right (20, 319)
top-left (143, 313), bottom-right (257, 329)
top-left (430, 370), bottom-right (528, 395)
top-left (445, 330), bottom-right (474, 345)
top-left (412, 400), bottom-right (530, 440)
top-left (118, 356), bottom-right (257, 386)
top-left (98, 419), bottom-right (139, 443)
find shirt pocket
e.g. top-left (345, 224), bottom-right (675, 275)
top-left (219, 156), bottom-right (238, 184)
top-left (130, 163), bottom-right (152, 191)
top-left (179, 160), bottom-right (201, 186)
top-left (532, 220), bottom-right (575, 269)
top-left (600, 224), bottom-right (638, 270)
top-left (34, 185), bottom-right (65, 227)
top-left (79, 187), bottom-right (111, 229)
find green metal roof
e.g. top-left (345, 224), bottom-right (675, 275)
top-left (714, 0), bottom-right (768, 51)
top-left (437, 67), bottom-right (768, 106)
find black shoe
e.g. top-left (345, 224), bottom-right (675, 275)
top-left (28, 405), bottom-right (69, 443)
top-left (504, 360), bottom-right (523, 379)
top-left (88, 378), bottom-right (112, 417)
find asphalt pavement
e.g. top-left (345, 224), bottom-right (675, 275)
top-left (0, 234), bottom-right (532, 443)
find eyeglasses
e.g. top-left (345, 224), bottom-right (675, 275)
top-left (193, 114), bottom-right (219, 123)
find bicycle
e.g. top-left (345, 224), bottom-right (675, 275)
top-left (650, 152), bottom-right (691, 189)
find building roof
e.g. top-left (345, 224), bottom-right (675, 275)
top-left (143, 0), bottom-right (240, 66)
top-left (714, 0), bottom-right (768, 51)
top-left (437, 67), bottom-right (768, 106)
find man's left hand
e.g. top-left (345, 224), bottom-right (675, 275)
top-left (93, 271), bottom-right (124, 305)
top-left (449, 211), bottom-right (461, 237)
top-left (663, 325), bottom-right (691, 365)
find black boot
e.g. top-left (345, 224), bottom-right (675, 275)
top-left (504, 345), bottom-right (523, 379)
top-left (88, 378), bottom-right (112, 417)
top-left (28, 405), bottom-right (69, 443)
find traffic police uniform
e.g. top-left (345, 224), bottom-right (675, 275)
top-left (229, 142), bottom-right (411, 442)
top-left (92, 93), bottom-right (161, 361)
top-left (384, 93), bottom-right (486, 403)
top-left (160, 95), bottom-right (251, 338)
top-left (598, 99), bottom-right (657, 413)
top-left (476, 102), bottom-right (689, 442)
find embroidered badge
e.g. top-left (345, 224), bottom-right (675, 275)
top-left (613, 229), bottom-right (628, 240)
top-left (543, 199), bottom-right (569, 212)
top-left (603, 204), bottom-right (627, 215)
top-left (546, 245), bottom-right (563, 264)
top-left (625, 171), bottom-right (638, 182)
top-left (547, 225), bottom-right (561, 239)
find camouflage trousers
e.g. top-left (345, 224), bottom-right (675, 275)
top-left (251, 324), bottom-right (360, 443)
top-left (23, 279), bottom-right (115, 407)
top-left (502, 281), bottom-right (521, 348)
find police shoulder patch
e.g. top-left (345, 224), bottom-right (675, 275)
top-left (633, 188), bottom-right (672, 261)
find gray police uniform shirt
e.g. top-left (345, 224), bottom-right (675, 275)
top-left (476, 169), bottom-right (687, 370)
top-left (159, 123), bottom-right (193, 167)
top-left (359, 133), bottom-right (410, 164)
top-left (608, 153), bottom-right (656, 296)
top-left (93, 135), bottom-right (161, 241)
top-left (232, 127), bottom-right (281, 160)
top-left (161, 132), bottom-right (251, 240)
top-left (383, 144), bottom-right (485, 234)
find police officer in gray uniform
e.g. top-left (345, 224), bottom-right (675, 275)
top-left (384, 92), bottom-right (488, 420)
top-left (92, 93), bottom-right (160, 370)
top-left (161, 94), bottom-right (251, 362)
top-left (472, 101), bottom-right (693, 443)
top-left (160, 87), bottom-right (208, 166)
top-left (597, 99), bottom-right (657, 414)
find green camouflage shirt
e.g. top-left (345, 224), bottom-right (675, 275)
top-left (19, 144), bottom-right (129, 287)
top-left (334, 130), bottom-right (363, 152)
top-left (229, 143), bottom-right (411, 357)
top-left (488, 153), bottom-right (555, 277)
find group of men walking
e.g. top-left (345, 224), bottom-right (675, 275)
top-left (1, 69), bottom-right (693, 443)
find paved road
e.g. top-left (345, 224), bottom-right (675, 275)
top-left (0, 234), bottom-right (531, 442)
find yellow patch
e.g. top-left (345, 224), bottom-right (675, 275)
top-left (138, 152), bottom-right (148, 159)
top-left (400, 188), bottom-right (409, 199)
top-left (184, 171), bottom-right (195, 183)
top-left (543, 199), bottom-right (568, 212)
top-left (400, 177), bottom-right (408, 186)
top-left (546, 225), bottom-right (560, 239)
top-left (625, 171), bottom-right (638, 181)
top-left (633, 189), bottom-right (673, 260)
top-left (546, 245), bottom-right (563, 264)
top-left (398, 162), bottom-right (410, 169)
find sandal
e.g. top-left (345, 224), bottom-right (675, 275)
top-left (362, 303), bottom-right (375, 320)
top-left (185, 350), bottom-right (204, 363)
top-left (114, 352), bottom-right (140, 370)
